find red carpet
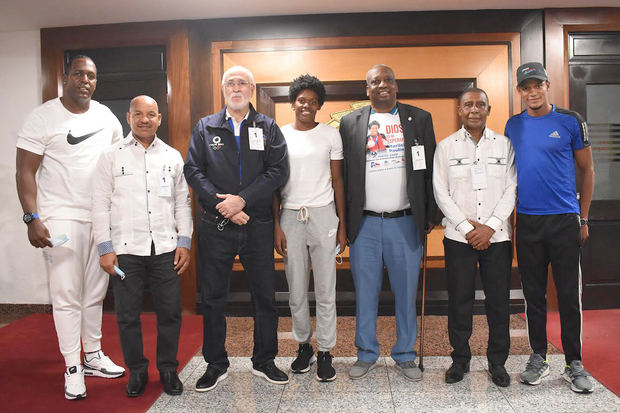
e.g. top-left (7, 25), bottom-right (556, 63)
top-left (520, 309), bottom-right (620, 396)
top-left (0, 313), bottom-right (202, 413)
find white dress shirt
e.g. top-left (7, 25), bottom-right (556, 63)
top-left (433, 126), bottom-right (516, 244)
top-left (92, 133), bottom-right (193, 256)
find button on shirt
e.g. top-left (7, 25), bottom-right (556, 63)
top-left (92, 134), bottom-right (193, 256)
top-left (432, 127), bottom-right (516, 244)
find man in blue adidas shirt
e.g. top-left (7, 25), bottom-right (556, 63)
top-left (504, 62), bottom-right (595, 393)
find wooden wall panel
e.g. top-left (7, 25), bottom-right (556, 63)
top-left (213, 36), bottom-right (521, 124)
top-left (274, 98), bottom-right (459, 143)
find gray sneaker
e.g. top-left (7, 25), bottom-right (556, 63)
top-left (349, 360), bottom-right (374, 380)
top-left (562, 360), bottom-right (593, 393)
top-left (520, 353), bottom-right (550, 385)
top-left (396, 360), bottom-right (422, 382)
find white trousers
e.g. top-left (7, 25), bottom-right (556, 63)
top-left (281, 203), bottom-right (338, 351)
top-left (42, 220), bottom-right (109, 366)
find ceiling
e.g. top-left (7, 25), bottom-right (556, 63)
top-left (1, 0), bottom-right (618, 33)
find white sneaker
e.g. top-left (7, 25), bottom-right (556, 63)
top-left (64, 365), bottom-right (87, 400)
top-left (83, 350), bottom-right (125, 378)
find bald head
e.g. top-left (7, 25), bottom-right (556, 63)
top-left (366, 64), bottom-right (395, 84)
top-left (130, 95), bottom-right (159, 112)
top-left (127, 95), bottom-right (161, 146)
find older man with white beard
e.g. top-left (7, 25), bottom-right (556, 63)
top-left (184, 66), bottom-right (289, 392)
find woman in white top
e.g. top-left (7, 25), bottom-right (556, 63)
top-left (273, 75), bottom-right (347, 382)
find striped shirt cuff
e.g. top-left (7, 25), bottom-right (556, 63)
top-left (97, 241), bottom-right (114, 256)
top-left (177, 236), bottom-right (191, 250)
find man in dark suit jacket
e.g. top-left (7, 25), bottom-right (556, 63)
top-left (341, 64), bottom-right (437, 381)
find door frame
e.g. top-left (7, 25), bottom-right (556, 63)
top-left (544, 8), bottom-right (620, 108)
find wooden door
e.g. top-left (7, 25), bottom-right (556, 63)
top-left (569, 32), bottom-right (620, 309)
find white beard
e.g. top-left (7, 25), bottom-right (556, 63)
top-left (225, 94), bottom-right (250, 111)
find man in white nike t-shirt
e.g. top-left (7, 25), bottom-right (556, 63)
top-left (16, 55), bottom-right (125, 401)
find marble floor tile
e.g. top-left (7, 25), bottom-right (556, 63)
top-left (392, 390), bottom-right (516, 413)
top-left (146, 356), bottom-right (620, 413)
top-left (500, 382), bottom-right (620, 413)
top-left (155, 388), bottom-right (285, 413)
top-left (278, 390), bottom-right (396, 413)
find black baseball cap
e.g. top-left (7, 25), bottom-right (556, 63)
top-left (517, 62), bottom-right (548, 86)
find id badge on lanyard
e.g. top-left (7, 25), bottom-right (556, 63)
top-left (412, 144), bottom-right (426, 170)
top-left (248, 125), bottom-right (264, 151)
top-left (159, 166), bottom-right (172, 197)
top-left (471, 161), bottom-right (487, 190)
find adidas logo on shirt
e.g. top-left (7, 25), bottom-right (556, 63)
top-left (548, 130), bottom-right (561, 139)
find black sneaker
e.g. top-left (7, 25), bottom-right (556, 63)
top-left (291, 343), bottom-right (316, 374)
top-left (252, 361), bottom-right (289, 384)
top-left (316, 351), bottom-right (336, 382)
top-left (195, 365), bottom-right (228, 392)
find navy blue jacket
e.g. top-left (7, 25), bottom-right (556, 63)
top-left (184, 105), bottom-right (288, 219)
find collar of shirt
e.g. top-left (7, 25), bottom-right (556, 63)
top-left (122, 132), bottom-right (160, 150)
top-left (225, 108), bottom-right (250, 136)
top-left (370, 105), bottom-right (398, 115)
top-left (460, 126), bottom-right (490, 143)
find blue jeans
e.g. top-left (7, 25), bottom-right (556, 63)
top-left (350, 215), bottom-right (423, 363)
top-left (197, 212), bottom-right (278, 369)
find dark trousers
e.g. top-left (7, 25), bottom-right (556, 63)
top-left (197, 213), bottom-right (278, 370)
top-left (444, 238), bottom-right (512, 366)
top-left (516, 213), bottom-right (583, 363)
top-left (113, 250), bottom-right (181, 374)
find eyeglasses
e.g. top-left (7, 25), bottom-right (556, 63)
top-left (224, 80), bottom-right (251, 89)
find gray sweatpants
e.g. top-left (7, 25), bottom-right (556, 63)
top-left (280, 203), bottom-right (339, 351)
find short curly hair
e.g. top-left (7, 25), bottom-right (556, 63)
top-left (288, 74), bottom-right (326, 106)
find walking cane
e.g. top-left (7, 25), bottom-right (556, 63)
top-left (418, 233), bottom-right (428, 371)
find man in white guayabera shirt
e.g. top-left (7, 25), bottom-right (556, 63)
top-left (433, 87), bottom-right (516, 388)
top-left (92, 95), bottom-right (192, 398)
top-left (16, 55), bottom-right (125, 401)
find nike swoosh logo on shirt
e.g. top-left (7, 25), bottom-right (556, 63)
top-left (66, 128), bottom-right (104, 145)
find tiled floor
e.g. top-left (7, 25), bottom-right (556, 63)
top-left (147, 355), bottom-right (620, 413)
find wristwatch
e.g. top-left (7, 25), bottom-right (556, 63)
top-left (579, 218), bottom-right (588, 227)
top-left (23, 212), bottom-right (39, 224)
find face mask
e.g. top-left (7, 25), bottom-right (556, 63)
top-left (335, 244), bottom-right (343, 265)
top-left (114, 265), bottom-right (126, 280)
top-left (49, 234), bottom-right (69, 247)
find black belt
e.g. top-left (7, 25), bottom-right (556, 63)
top-left (363, 209), bottom-right (412, 219)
